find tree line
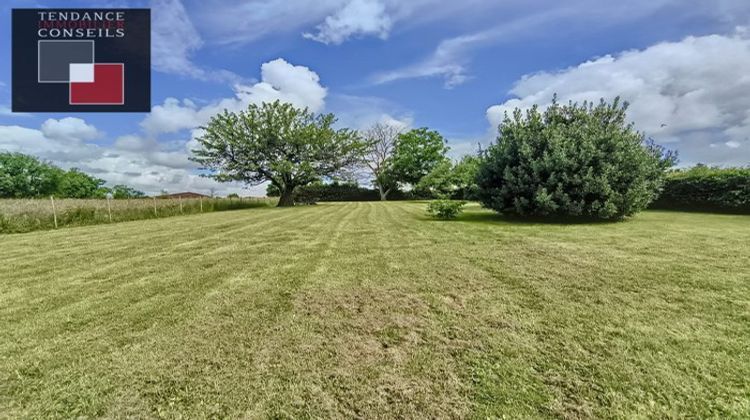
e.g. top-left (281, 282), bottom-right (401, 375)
top-left (6, 98), bottom-right (742, 220)
top-left (192, 101), bottom-right (481, 207)
top-left (192, 99), bottom-right (682, 220)
top-left (0, 152), bottom-right (144, 199)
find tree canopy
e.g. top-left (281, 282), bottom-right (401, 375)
top-left (391, 128), bottom-right (449, 186)
top-left (362, 123), bottom-right (401, 200)
top-left (191, 101), bottom-right (366, 206)
top-left (416, 154), bottom-right (482, 200)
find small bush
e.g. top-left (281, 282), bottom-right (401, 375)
top-left (651, 166), bottom-right (750, 213)
top-left (427, 199), bottom-right (466, 220)
top-left (477, 97), bottom-right (676, 220)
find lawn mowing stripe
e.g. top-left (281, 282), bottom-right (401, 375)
top-left (1, 202), bottom-right (748, 418)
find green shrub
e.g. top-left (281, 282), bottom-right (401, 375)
top-left (426, 199), bottom-right (466, 220)
top-left (477, 97), bottom-right (676, 220)
top-left (651, 166), bottom-right (750, 213)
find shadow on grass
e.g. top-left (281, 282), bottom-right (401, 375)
top-left (648, 207), bottom-right (750, 216)
top-left (417, 208), bottom-right (624, 226)
top-left (461, 211), bottom-right (623, 226)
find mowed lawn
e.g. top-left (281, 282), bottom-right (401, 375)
top-left (1, 202), bottom-right (748, 418)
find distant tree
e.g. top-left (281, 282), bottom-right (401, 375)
top-left (0, 152), bottom-right (62, 198)
top-left (452, 155), bottom-right (482, 200)
top-left (56, 168), bottom-right (105, 198)
top-left (416, 154), bottom-right (482, 199)
top-left (416, 159), bottom-right (454, 197)
top-left (362, 123), bottom-right (401, 200)
top-left (392, 128), bottom-right (449, 186)
top-left (477, 97), bottom-right (677, 220)
top-left (191, 101), bottom-right (366, 207)
top-left (266, 183), bottom-right (280, 197)
top-left (1, 152), bottom-right (145, 199)
top-left (109, 184), bottom-right (145, 199)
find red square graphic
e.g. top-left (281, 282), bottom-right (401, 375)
top-left (70, 64), bottom-right (124, 105)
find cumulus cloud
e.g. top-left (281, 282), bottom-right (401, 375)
top-left (485, 31), bottom-right (750, 166)
top-left (303, 0), bottom-right (392, 45)
top-left (41, 117), bottom-right (101, 142)
top-left (142, 58), bottom-right (327, 135)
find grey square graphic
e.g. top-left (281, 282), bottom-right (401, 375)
top-left (38, 40), bottom-right (94, 83)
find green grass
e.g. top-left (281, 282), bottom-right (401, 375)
top-left (1, 202), bottom-right (748, 418)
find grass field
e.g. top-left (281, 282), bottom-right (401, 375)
top-left (0, 197), bottom-right (275, 234)
top-left (1, 201), bottom-right (748, 418)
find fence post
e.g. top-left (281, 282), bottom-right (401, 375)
top-left (200, 196), bottom-right (203, 212)
top-left (50, 196), bottom-right (58, 229)
top-left (153, 197), bottom-right (157, 217)
top-left (107, 196), bottom-right (113, 222)
top-left (179, 196), bottom-right (183, 213)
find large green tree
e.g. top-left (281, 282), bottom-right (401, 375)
top-left (392, 128), bottom-right (449, 186)
top-left (191, 101), bottom-right (366, 207)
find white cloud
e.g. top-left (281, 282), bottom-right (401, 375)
top-left (142, 58), bottom-right (327, 135)
top-left (241, 58), bottom-right (327, 112)
top-left (486, 31), bottom-right (750, 166)
top-left (41, 117), bottom-right (101, 142)
top-left (141, 98), bottom-right (201, 135)
top-left (151, 0), bottom-right (240, 83)
top-left (370, 0), bottom-right (750, 88)
top-left (369, 4), bottom-right (592, 88)
top-left (190, 0), bottom-right (522, 46)
top-left (371, 31), bottom-right (488, 88)
top-left (303, 0), bottom-right (392, 45)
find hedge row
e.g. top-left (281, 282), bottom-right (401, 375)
top-left (651, 167), bottom-right (750, 213)
top-left (292, 183), bottom-right (427, 203)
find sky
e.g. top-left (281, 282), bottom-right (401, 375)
top-left (1, 0), bottom-right (749, 196)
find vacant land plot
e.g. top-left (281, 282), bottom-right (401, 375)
top-left (1, 202), bottom-right (748, 418)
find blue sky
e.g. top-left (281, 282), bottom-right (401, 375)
top-left (1, 0), bottom-right (749, 195)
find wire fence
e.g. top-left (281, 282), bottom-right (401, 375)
top-left (0, 196), bottom-right (277, 234)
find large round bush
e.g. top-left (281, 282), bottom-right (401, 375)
top-left (477, 98), bottom-right (675, 220)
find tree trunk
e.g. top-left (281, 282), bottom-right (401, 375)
top-left (277, 189), bottom-right (295, 207)
top-left (378, 185), bottom-right (391, 201)
top-left (378, 184), bottom-right (390, 201)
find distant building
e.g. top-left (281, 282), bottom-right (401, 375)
top-left (158, 192), bottom-right (210, 199)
